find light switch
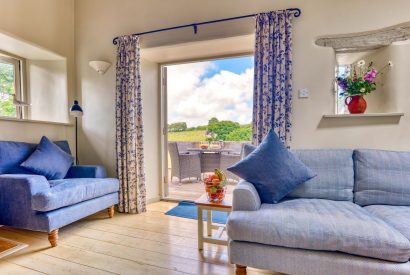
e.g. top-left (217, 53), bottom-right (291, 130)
top-left (299, 88), bottom-right (309, 98)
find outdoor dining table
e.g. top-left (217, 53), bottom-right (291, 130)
top-left (187, 148), bottom-right (233, 153)
top-left (187, 148), bottom-right (233, 173)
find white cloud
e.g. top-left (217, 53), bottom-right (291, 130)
top-left (167, 61), bottom-right (253, 127)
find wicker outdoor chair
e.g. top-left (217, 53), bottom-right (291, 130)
top-left (223, 142), bottom-right (244, 154)
top-left (168, 142), bottom-right (201, 183)
top-left (176, 142), bottom-right (194, 154)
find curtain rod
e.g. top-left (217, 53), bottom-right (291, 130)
top-left (112, 8), bottom-right (301, 45)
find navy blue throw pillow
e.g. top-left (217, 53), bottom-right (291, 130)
top-left (21, 136), bottom-right (74, 180)
top-left (228, 130), bottom-right (316, 203)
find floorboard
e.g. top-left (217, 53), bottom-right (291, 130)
top-left (0, 201), bottom-right (278, 275)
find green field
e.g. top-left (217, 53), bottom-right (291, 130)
top-left (168, 130), bottom-right (206, 142)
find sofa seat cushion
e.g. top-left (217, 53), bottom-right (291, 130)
top-left (365, 205), bottom-right (410, 241)
top-left (32, 178), bottom-right (119, 211)
top-left (227, 199), bottom-right (410, 262)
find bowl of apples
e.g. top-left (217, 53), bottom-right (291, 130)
top-left (204, 169), bottom-right (227, 203)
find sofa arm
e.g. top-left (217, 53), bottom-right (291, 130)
top-left (232, 180), bottom-right (261, 211)
top-left (65, 165), bottom-right (107, 178)
top-left (0, 174), bottom-right (50, 196)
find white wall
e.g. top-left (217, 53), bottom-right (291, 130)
top-left (361, 45), bottom-right (408, 114)
top-left (27, 60), bottom-right (68, 123)
top-left (0, 0), bottom-right (75, 145)
top-left (75, 0), bottom-right (410, 201)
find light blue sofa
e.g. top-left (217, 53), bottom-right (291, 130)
top-left (228, 149), bottom-right (410, 275)
top-left (0, 140), bottom-right (119, 247)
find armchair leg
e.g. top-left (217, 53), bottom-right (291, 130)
top-left (48, 229), bottom-right (59, 247)
top-left (108, 205), bottom-right (115, 218)
top-left (235, 264), bottom-right (247, 275)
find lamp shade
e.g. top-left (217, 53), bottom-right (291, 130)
top-left (89, 61), bottom-right (111, 74)
top-left (70, 100), bottom-right (83, 117)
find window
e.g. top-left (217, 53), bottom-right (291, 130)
top-left (0, 54), bottom-right (23, 118)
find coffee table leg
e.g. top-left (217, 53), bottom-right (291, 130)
top-left (198, 206), bottom-right (203, 250)
top-left (207, 210), bottom-right (212, 237)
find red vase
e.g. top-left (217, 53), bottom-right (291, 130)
top-left (345, 95), bottom-right (367, 114)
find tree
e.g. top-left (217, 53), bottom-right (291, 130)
top-left (208, 117), bottom-right (219, 126)
top-left (0, 63), bottom-right (16, 117)
top-left (168, 122), bottom-right (187, 132)
top-left (225, 126), bottom-right (252, 141)
top-left (208, 119), bottom-right (240, 141)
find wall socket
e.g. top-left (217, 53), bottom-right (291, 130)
top-left (298, 88), bottom-right (309, 98)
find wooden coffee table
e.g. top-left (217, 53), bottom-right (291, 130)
top-left (195, 193), bottom-right (232, 250)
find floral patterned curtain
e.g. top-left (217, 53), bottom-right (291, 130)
top-left (115, 35), bottom-right (146, 214)
top-left (252, 10), bottom-right (294, 146)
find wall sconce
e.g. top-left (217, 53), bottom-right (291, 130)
top-left (89, 61), bottom-right (111, 74)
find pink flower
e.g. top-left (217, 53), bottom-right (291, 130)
top-left (364, 69), bottom-right (377, 83)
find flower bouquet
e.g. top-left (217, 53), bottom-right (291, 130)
top-left (204, 169), bottom-right (227, 203)
top-left (336, 60), bottom-right (390, 113)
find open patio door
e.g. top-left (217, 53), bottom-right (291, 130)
top-left (161, 55), bottom-right (254, 201)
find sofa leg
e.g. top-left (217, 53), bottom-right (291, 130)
top-left (235, 264), bottom-right (247, 275)
top-left (108, 205), bottom-right (115, 218)
top-left (48, 229), bottom-right (59, 247)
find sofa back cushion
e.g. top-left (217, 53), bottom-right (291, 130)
top-left (244, 147), bottom-right (354, 201)
top-left (0, 140), bottom-right (71, 174)
top-left (354, 149), bottom-right (410, 206)
top-left (242, 146), bottom-right (355, 201)
top-left (0, 141), bottom-right (35, 174)
top-left (288, 149), bottom-right (354, 201)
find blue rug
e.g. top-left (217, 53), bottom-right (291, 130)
top-left (165, 201), bottom-right (228, 224)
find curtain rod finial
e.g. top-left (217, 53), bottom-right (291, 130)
top-left (292, 8), bottom-right (301, 17)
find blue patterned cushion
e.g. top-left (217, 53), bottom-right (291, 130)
top-left (354, 149), bottom-right (410, 206)
top-left (228, 130), bottom-right (316, 203)
top-left (21, 136), bottom-right (73, 180)
top-left (227, 199), bottom-right (410, 262)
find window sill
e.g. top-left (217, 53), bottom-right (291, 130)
top-left (0, 117), bottom-right (73, 126)
top-left (323, 112), bottom-right (404, 119)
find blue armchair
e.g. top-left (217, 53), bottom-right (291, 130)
top-left (0, 140), bottom-right (119, 247)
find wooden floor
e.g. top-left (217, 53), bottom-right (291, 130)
top-left (0, 201), bottom-right (278, 275)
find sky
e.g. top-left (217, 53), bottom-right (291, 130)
top-left (167, 56), bottom-right (254, 127)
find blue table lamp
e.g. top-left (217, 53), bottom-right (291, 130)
top-left (70, 100), bottom-right (83, 165)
